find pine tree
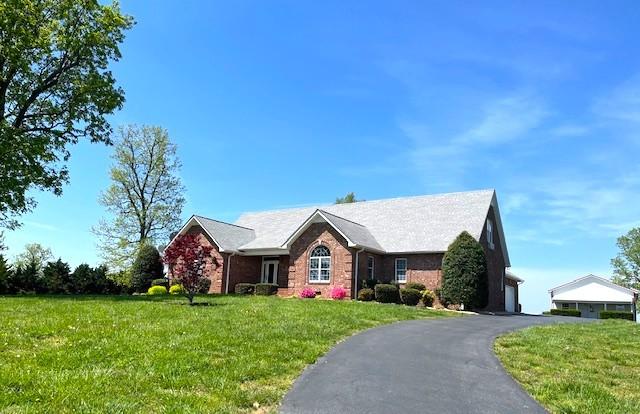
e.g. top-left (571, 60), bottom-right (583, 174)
top-left (441, 231), bottom-right (488, 309)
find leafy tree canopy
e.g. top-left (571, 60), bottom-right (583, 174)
top-left (0, 0), bottom-right (134, 229)
top-left (94, 125), bottom-right (184, 270)
top-left (611, 227), bottom-right (640, 290)
top-left (14, 242), bottom-right (52, 273)
top-left (335, 192), bottom-right (361, 204)
top-left (441, 231), bottom-right (488, 309)
top-left (163, 234), bottom-right (215, 304)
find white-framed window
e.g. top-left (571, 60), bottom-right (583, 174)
top-left (395, 258), bottom-right (407, 283)
top-left (615, 304), bottom-right (625, 311)
top-left (562, 303), bottom-right (570, 309)
top-left (309, 245), bottom-right (331, 283)
top-left (487, 219), bottom-right (494, 250)
top-left (367, 256), bottom-right (374, 280)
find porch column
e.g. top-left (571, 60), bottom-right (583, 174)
top-left (604, 303), bottom-right (607, 311)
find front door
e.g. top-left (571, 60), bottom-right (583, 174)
top-left (262, 259), bottom-right (279, 284)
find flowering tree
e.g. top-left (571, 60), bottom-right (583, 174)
top-left (163, 234), bottom-right (215, 304)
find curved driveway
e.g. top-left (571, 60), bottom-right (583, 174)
top-left (280, 314), bottom-right (588, 414)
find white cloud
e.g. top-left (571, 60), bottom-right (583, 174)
top-left (593, 74), bottom-right (640, 124)
top-left (550, 123), bottom-right (591, 137)
top-left (454, 94), bottom-right (548, 145)
top-left (22, 220), bottom-right (59, 232)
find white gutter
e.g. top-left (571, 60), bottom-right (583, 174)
top-left (225, 252), bottom-right (236, 294)
top-left (354, 248), bottom-right (365, 299)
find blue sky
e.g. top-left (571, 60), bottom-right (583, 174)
top-left (4, 1), bottom-right (640, 314)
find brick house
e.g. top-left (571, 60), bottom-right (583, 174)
top-left (166, 189), bottom-right (522, 312)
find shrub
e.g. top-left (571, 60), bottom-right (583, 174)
top-left (405, 282), bottom-right (426, 292)
top-left (600, 310), bottom-right (633, 320)
top-left (169, 284), bottom-right (185, 295)
top-left (330, 286), bottom-right (348, 300)
top-left (400, 288), bottom-right (421, 306)
top-left (300, 287), bottom-right (316, 299)
top-left (549, 308), bottom-right (581, 317)
top-left (148, 285), bottom-right (167, 295)
top-left (197, 277), bottom-right (212, 294)
top-left (422, 289), bottom-right (435, 307)
top-left (357, 288), bottom-right (375, 301)
top-left (131, 243), bottom-right (164, 293)
top-left (441, 231), bottom-right (488, 309)
top-left (375, 284), bottom-right (399, 304)
top-left (234, 283), bottom-right (255, 295)
top-left (362, 279), bottom-right (378, 289)
top-left (255, 283), bottom-right (278, 296)
top-left (151, 278), bottom-right (168, 288)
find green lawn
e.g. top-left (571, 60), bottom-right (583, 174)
top-left (495, 320), bottom-right (640, 414)
top-left (0, 295), bottom-right (455, 413)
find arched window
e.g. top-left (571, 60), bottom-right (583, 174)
top-left (309, 245), bottom-right (331, 283)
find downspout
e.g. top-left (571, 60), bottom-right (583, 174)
top-left (354, 248), bottom-right (365, 299)
top-left (225, 252), bottom-right (236, 294)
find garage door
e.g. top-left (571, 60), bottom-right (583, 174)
top-left (505, 285), bottom-right (515, 312)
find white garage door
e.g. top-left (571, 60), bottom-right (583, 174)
top-left (505, 285), bottom-right (515, 313)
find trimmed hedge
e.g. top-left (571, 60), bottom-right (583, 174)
top-left (147, 285), bottom-right (167, 295)
top-left (357, 288), bottom-right (375, 301)
top-left (197, 278), bottom-right (212, 294)
top-left (600, 311), bottom-right (633, 320)
top-left (375, 284), bottom-right (399, 303)
top-left (400, 288), bottom-right (421, 306)
top-left (169, 284), bottom-right (185, 295)
top-left (405, 282), bottom-right (426, 292)
top-left (550, 308), bottom-right (581, 317)
top-left (234, 283), bottom-right (255, 295)
top-left (255, 283), bottom-right (278, 296)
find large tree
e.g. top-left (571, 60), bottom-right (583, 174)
top-left (94, 125), bottom-right (185, 269)
top-left (0, 0), bottom-right (134, 229)
top-left (611, 227), bottom-right (640, 290)
top-left (14, 242), bottom-right (52, 273)
top-left (440, 231), bottom-right (488, 309)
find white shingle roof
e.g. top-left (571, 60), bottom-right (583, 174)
top-left (234, 189), bottom-right (506, 262)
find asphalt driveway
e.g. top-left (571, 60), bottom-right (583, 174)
top-left (280, 314), bottom-right (589, 414)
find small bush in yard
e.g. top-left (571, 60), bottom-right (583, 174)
top-left (599, 311), bottom-right (633, 320)
top-left (405, 282), bottom-right (426, 292)
top-left (422, 289), bottom-right (435, 307)
top-left (234, 283), bottom-right (255, 295)
top-left (358, 288), bottom-right (375, 301)
top-left (197, 277), bottom-right (212, 294)
top-left (169, 284), bottom-right (185, 295)
top-left (400, 288), bottom-right (421, 306)
top-left (549, 308), bottom-right (581, 317)
top-left (255, 283), bottom-right (278, 296)
top-left (330, 286), bottom-right (347, 300)
top-left (148, 285), bottom-right (167, 295)
top-left (300, 287), bottom-right (316, 299)
top-left (375, 284), bottom-right (399, 303)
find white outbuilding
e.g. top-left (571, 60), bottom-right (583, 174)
top-left (549, 274), bottom-right (638, 320)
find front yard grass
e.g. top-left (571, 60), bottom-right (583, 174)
top-left (495, 320), bottom-right (640, 414)
top-left (0, 295), bottom-right (455, 413)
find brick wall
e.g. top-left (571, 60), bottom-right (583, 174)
top-left (379, 254), bottom-right (443, 291)
top-left (479, 206), bottom-right (507, 311)
top-left (287, 222), bottom-right (353, 298)
top-left (182, 225), bottom-right (225, 293)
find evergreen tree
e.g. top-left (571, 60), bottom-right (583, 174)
top-left (441, 231), bottom-right (488, 309)
top-left (42, 259), bottom-right (72, 294)
top-left (0, 254), bottom-right (11, 294)
top-left (130, 243), bottom-right (164, 292)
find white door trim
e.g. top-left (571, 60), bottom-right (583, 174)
top-left (261, 258), bottom-right (279, 284)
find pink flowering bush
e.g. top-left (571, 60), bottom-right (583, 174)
top-left (330, 286), bottom-right (348, 300)
top-left (300, 287), bottom-right (316, 298)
